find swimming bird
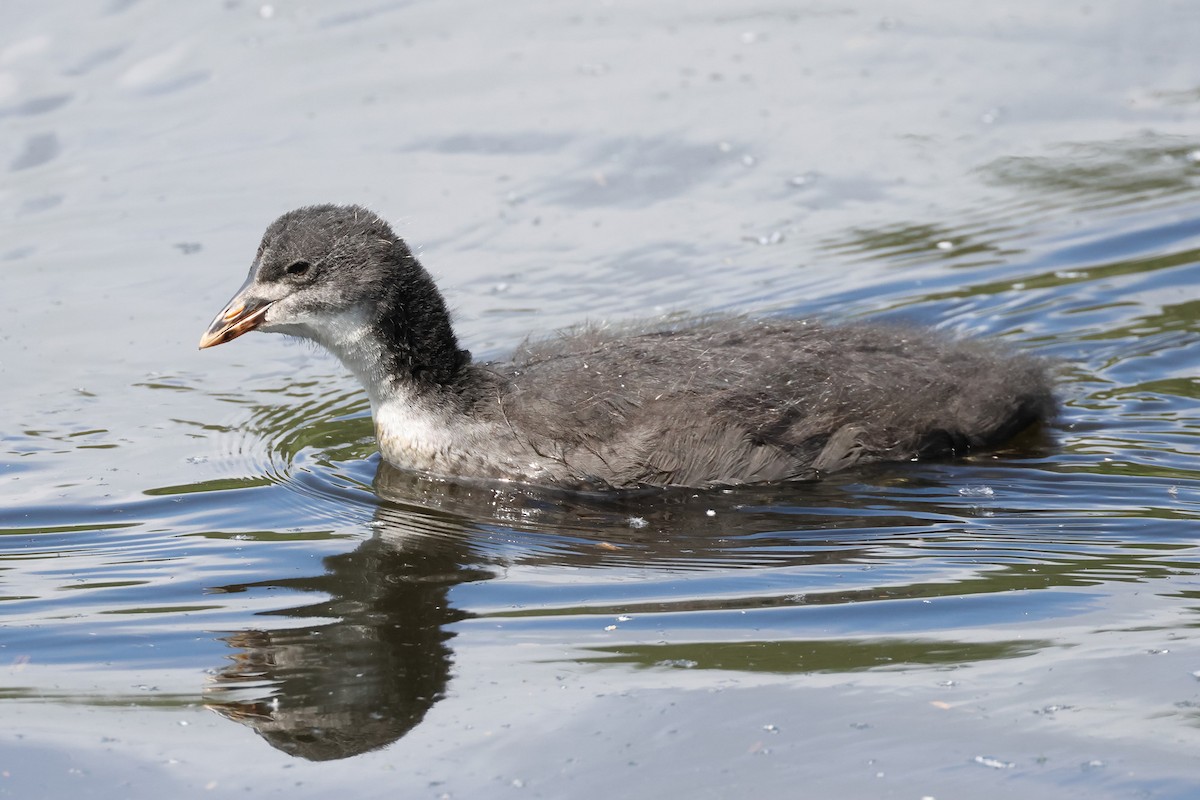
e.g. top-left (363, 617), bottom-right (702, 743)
top-left (200, 204), bottom-right (1055, 489)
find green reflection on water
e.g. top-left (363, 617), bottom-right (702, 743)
top-left (98, 604), bottom-right (225, 615)
top-left (577, 637), bottom-right (1053, 673)
top-left (59, 580), bottom-right (148, 591)
top-left (143, 476), bottom-right (273, 496)
top-left (1053, 454), bottom-right (1200, 481)
top-left (884, 247), bottom-right (1200, 315)
top-left (1089, 377), bottom-right (1200, 400)
top-left (0, 522), bottom-right (137, 537)
top-left (985, 135), bottom-right (1200, 207)
top-left (182, 530), bottom-right (341, 543)
top-left (1073, 293), bottom-right (1200, 344)
top-left (0, 688), bottom-right (201, 708)
top-left (484, 547), bottom-right (1199, 622)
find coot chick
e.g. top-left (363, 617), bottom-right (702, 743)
top-left (200, 204), bottom-right (1055, 489)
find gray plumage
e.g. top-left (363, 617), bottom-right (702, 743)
top-left (201, 204), bottom-right (1056, 490)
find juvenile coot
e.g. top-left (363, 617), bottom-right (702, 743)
top-left (200, 204), bottom-right (1055, 489)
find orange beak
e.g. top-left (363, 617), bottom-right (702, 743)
top-left (198, 295), bottom-right (273, 349)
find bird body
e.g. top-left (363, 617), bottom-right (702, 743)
top-left (201, 204), bottom-right (1055, 489)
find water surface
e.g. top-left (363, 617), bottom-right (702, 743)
top-left (3, 2), bottom-right (1200, 798)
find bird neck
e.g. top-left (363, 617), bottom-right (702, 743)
top-left (310, 246), bottom-right (473, 416)
top-left (310, 301), bottom-right (490, 474)
top-left (376, 245), bottom-right (471, 391)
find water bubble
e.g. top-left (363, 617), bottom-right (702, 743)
top-left (655, 659), bottom-right (698, 668)
top-left (744, 230), bottom-right (785, 246)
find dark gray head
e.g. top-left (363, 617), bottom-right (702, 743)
top-left (200, 204), bottom-right (469, 390)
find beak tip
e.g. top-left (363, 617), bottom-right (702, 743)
top-left (199, 297), bottom-right (271, 351)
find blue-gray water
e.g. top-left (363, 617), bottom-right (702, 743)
top-left (3, 2), bottom-right (1200, 798)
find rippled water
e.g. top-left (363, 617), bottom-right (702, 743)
top-left (4, 2), bottom-right (1200, 798)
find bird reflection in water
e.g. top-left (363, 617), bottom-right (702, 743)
top-left (201, 459), bottom-right (857, 760)
top-left (201, 448), bottom-right (1055, 760)
top-left (203, 466), bottom-right (501, 761)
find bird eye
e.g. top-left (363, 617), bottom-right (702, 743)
top-left (285, 260), bottom-right (311, 277)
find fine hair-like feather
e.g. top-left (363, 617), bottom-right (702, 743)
top-left (474, 316), bottom-right (1055, 487)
